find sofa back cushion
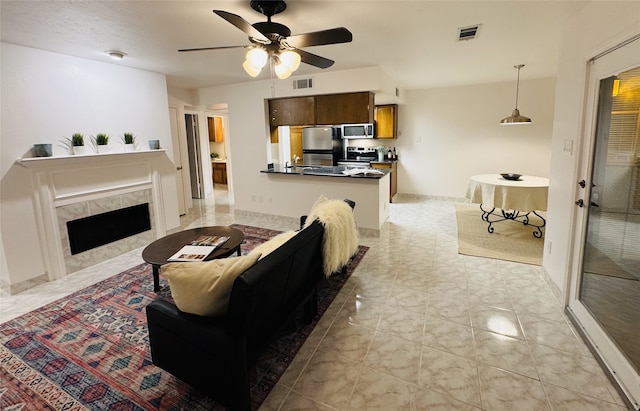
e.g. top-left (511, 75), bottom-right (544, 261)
top-left (247, 230), bottom-right (298, 260)
top-left (226, 220), bottom-right (324, 337)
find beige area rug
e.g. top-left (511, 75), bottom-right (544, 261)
top-left (584, 243), bottom-right (638, 281)
top-left (456, 204), bottom-right (543, 265)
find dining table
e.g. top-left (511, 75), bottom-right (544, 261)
top-left (467, 174), bottom-right (549, 238)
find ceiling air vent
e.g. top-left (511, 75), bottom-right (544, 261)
top-left (457, 24), bottom-right (481, 41)
top-left (293, 78), bottom-right (313, 90)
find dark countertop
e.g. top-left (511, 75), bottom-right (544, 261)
top-left (370, 159), bottom-right (398, 165)
top-left (261, 165), bottom-right (391, 179)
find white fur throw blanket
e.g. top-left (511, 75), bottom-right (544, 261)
top-left (304, 197), bottom-right (359, 277)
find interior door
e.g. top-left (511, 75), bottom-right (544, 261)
top-left (568, 36), bottom-right (640, 408)
top-left (185, 113), bottom-right (204, 199)
top-left (169, 107), bottom-right (186, 215)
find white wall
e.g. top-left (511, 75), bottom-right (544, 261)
top-left (0, 43), bottom-right (180, 289)
top-left (398, 78), bottom-right (555, 198)
top-left (543, 2), bottom-right (640, 300)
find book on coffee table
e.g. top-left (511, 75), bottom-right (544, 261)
top-left (167, 235), bottom-right (230, 262)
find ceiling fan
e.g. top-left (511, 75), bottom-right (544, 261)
top-left (178, 0), bottom-right (353, 78)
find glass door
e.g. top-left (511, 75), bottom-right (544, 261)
top-left (568, 37), bottom-right (640, 409)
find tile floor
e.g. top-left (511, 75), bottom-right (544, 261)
top-left (0, 189), bottom-right (631, 410)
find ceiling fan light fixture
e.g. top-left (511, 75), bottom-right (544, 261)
top-left (182, 2), bottom-right (353, 79)
top-left (275, 62), bottom-right (293, 79)
top-left (242, 60), bottom-right (263, 77)
top-left (500, 64), bottom-right (532, 125)
top-left (246, 48), bottom-right (269, 69)
top-left (279, 50), bottom-right (301, 71)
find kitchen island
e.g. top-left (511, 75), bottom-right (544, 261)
top-left (260, 165), bottom-right (390, 234)
top-left (261, 165), bottom-right (390, 178)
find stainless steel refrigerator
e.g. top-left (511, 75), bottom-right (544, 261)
top-left (301, 126), bottom-right (343, 166)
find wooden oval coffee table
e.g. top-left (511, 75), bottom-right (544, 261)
top-left (142, 226), bottom-right (244, 292)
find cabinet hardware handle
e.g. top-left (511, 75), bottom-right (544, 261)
top-left (176, 166), bottom-right (183, 170)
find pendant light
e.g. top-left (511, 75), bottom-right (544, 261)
top-left (500, 64), bottom-right (532, 125)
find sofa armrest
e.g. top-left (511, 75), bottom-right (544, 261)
top-left (145, 299), bottom-right (251, 410)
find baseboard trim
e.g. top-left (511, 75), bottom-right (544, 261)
top-left (0, 273), bottom-right (49, 295)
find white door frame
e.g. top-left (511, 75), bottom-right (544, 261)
top-left (169, 105), bottom-right (190, 215)
top-left (566, 35), bottom-right (640, 408)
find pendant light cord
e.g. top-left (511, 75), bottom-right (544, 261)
top-left (514, 64), bottom-right (524, 110)
top-left (269, 55), bottom-right (275, 98)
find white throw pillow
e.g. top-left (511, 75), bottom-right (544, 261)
top-left (162, 253), bottom-right (260, 316)
top-left (248, 230), bottom-right (298, 260)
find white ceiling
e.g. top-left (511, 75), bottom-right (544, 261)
top-left (1, 1), bottom-right (587, 90)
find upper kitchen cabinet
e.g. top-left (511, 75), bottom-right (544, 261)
top-left (315, 92), bottom-right (374, 125)
top-left (207, 116), bottom-right (224, 142)
top-left (269, 96), bottom-right (315, 126)
top-left (374, 104), bottom-right (398, 139)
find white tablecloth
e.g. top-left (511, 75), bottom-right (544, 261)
top-left (468, 174), bottom-right (549, 212)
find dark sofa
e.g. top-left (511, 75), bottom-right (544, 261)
top-left (145, 219), bottom-right (325, 410)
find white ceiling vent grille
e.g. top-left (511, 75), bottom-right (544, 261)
top-left (457, 24), bottom-right (481, 41)
top-left (293, 78), bottom-right (313, 90)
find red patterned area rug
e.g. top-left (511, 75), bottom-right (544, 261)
top-left (0, 224), bottom-right (368, 410)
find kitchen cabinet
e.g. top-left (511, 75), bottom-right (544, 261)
top-left (374, 104), bottom-right (398, 139)
top-left (289, 126), bottom-right (303, 164)
top-left (371, 161), bottom-right (397, 202)
top-left (315, 92), bottom-right (374, 125)
top-left (207, 117), bottom-right (224, 142)
top-left (269, 97), bottom-right (315, 126)
top-left (212, 162), bottom-right (227, 185)
top-left (267, 92), bottom-right (374, 127)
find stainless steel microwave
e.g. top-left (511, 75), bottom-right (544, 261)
top-left (341, 123), bottom-right (375, 139)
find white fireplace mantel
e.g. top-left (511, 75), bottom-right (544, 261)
top-left (17, 150), bottom-right (170, 281)
top-left (17, 149), bottom-right (168, 169)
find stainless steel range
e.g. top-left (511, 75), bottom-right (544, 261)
top-left (337, 147), bottom-right (377, 168)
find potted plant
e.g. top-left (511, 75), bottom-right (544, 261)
top-left (122, 132), bottom-right (136, 152)
top-left (61, 132), bottom-right (87, 155)
top-left (375, 145), bottom-right (387, 162)
top-left (71, 133), bottom-right (87, 155)
top-left (92, 133), bottom-right (110, 153)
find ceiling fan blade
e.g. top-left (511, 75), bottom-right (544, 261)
top-left (296, 49), bottom-right (334, 69)
top-left (213, 10), bottom-right (269, 42)
top-left (179, 45), bottom-right (247, 52)
top-left (285, 27), bottom-right (352, 48)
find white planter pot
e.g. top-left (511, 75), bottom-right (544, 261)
top-left (96, 145), bottom-right (109, 154)
top-left (377, 152), bottom-right (384, 162)
top-left (72, 145), bottom-right (88, 155)
top-left (124, 143), bottom-right (135, 152)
